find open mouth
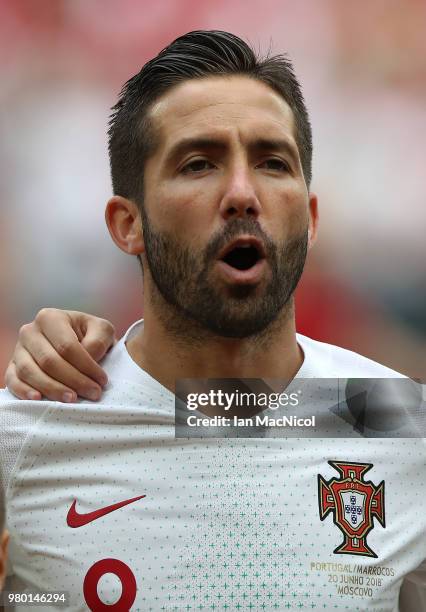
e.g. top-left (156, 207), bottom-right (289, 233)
top-left (222, 245), bottom-right (261, 271)
top-left (216, 236), bottom-right (267, 284)
top-left (218, 237), bottom-right (266, 272)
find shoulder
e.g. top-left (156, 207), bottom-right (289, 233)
top-left (296, 333), bottom-right (405, 378)
top-left (0, 388), bottom-right (59, 439)
top-left (0, 390), bottom-right (60, 494)
top-left (0, 388), bottom-right (55, 414)
top-left (0, 387), bottom-right (21, 405)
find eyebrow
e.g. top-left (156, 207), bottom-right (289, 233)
top-left (251, 137), bottom-right (299, 164)
top-left (165, 136), bottom-right (299, 166)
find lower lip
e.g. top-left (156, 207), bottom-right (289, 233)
top-left (216, 258), bottom-right (267, 284)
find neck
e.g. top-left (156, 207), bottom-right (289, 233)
top-left (127, 297), bottom-right (303, 394)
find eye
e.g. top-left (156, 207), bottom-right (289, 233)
top-left (257, 158), bottom-right (290, 172)
top-left (181, 159), bottom-right (214, 174)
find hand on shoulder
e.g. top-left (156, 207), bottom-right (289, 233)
top-left (4, 309), bottom-right (115, 402)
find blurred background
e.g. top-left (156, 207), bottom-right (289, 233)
top-left (0, 0), bottom-right (425, 381)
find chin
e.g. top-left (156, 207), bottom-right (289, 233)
top-left (205, 315), bottom-right (277, 339)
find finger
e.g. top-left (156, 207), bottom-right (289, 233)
top-left (79, 317), bottom-right (116, 363)
top-left (13, 339), bottom-right (103, 401)
top-left (11, 349), bottom-right (81, 403)
top-left (26, 312), bottom-right (108, 387)
top-left (4, 361), bottom-right (42, 401)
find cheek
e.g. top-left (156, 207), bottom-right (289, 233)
top-left (146, 182), bottom-right (217, 241)
top-left (268, 187), bottom-right (310, 237)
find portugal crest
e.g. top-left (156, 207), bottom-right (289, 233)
top-left (318, 461), bottom-right (385, 558)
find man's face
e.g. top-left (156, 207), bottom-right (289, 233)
top-left (140, 76), bottom-right (316, 338)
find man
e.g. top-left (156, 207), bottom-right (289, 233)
top-left (1, 30), bottom-right (425, 610)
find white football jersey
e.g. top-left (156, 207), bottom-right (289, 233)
top-left (1, 321), bottom-right (425, 611)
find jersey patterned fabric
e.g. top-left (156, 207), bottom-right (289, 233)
top-left (1, 321), bottom-right (425, 611)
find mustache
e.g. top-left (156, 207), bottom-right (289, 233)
top-left (203, 218), bottom-right (276, 264)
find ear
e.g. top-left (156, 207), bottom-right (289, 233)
top-left (0, 530), bottom-right (9, 590)
top-left (307, 192), bottom-right (319, 249)
top-left (105, 196), bottom-right (145, 255)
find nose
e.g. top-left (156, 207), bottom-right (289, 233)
top-left (218, 162), bottom-right (261, 221)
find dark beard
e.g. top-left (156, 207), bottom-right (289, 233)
top-left (141, 210), bottom-right (308, 340)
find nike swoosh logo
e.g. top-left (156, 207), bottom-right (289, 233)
top-left (67, 494), bottom-right (146, 528)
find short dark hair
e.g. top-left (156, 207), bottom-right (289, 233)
top-left (108, 30), bottom-right (312, 206)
